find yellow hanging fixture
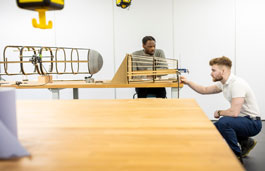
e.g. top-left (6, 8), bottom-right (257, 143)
top-left (116, 0), bottom-right (132, 9)
top-left (32, 9), bottom-right (52, 29)
top-left (16, 0), bottom-right (64, 29)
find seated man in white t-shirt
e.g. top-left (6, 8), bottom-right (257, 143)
top-left (180, 56), bottom-right (262, 164)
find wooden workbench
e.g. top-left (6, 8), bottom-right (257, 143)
top-left (0, 80), bottom-right (183, 99)
top-left (0, 99), bottom-right (243, 171)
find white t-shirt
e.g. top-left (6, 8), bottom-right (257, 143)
top-left (216, 73), bottom-right (260, 117)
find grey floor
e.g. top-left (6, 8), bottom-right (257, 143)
top-left (243, 121), bottom-right (265, 171)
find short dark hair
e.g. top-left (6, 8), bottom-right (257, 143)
top-left (142, 36), bottom-right (156, 45)
top-left (209, 56), bottom-right (232, 68)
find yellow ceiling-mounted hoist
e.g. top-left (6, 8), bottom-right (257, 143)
top-left (116, 0), bottom-right (132, 9)
top-left (16, 0), bottom-right (64, 29)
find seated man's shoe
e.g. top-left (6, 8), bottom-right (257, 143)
top-left (240, 138), bottom-right (257, 158)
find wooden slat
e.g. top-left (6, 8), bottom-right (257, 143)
top-left (0, 80), bottom-right (183, 89)
top-left (128, 69), bottom-right (177, 76)
top-left (0, 60), bottom-right (89, 64)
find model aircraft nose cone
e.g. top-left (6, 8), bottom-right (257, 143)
top-left (88, 50), bottom-right (103, 75)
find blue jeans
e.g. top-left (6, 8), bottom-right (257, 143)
top-left (214, 116), bottom-right (262, 156)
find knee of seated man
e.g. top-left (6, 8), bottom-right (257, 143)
top-left (216, 116), bottom-right (232, 128)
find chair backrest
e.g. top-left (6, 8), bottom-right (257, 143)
top-left (133, 93), bottom-right (156, 99)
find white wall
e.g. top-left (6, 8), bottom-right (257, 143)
top-left (113, 0), bottom-right (174, 98)
top-left (0, 0), bottom-right (115, 100)
top-left (0, 0), bottom-right (264, 119)
top-left (174, 0), bottom-right (235, 119)
top-left (235, 0), bottom-right (265, 120)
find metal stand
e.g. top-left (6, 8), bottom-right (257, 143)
top-left (48, 88), bottom-right (63, 100)
top-left (49, 88), bottom-right (79, 100)
top-left (73, 88), bottom-right (79, 99)
top-left (171, 87), bottom-right (180, 98)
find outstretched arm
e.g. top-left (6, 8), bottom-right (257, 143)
top-left (180, 76), bottom-right (222, 94)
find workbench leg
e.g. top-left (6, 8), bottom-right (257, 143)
top-left (48, 88), bottom-right (61, 100)
top-left (171, 87), bottom-right (179, 99)
top-left (73, 88), bottom-right (79, 99)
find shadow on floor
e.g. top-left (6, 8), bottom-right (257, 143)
top-left (243, 121), bottom-right (265, 171)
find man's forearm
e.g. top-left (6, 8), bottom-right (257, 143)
top-left (218, 98), bottom-right (243, 117)
top-left (186, 81), bottom-right (207, 94)
top-left (218, 108), bottom-right (239, 117)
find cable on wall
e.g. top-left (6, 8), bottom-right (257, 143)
top-left (112, 1), bottom-right (117, 99)
top-left (172, 0), bottom-right (176, 60)
top-left (234, 0), bottom-right (237, 75)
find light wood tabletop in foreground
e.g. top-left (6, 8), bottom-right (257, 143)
top-left (0, 99), bottom-right (244, 171)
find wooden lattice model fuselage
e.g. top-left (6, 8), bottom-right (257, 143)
top-left (0, 45), bottom-right (103, 76)
top-left (111, 54), bottom-right (180, 84)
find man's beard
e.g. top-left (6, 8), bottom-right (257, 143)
top-left (212, 76), bottom-right (223, 82)
top-left (147, 51), bottom-right (154, 55)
